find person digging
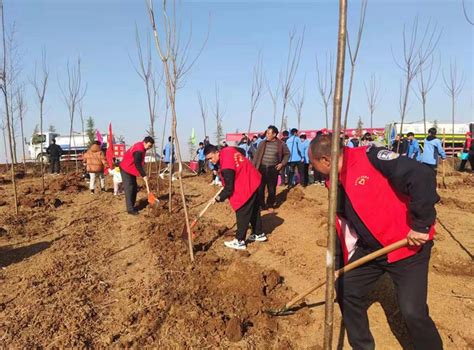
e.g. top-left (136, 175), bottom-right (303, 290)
top-left (204, 144), bottom-right (267, 250)
top-left (309, 134), bottom-right (442, 350)
top-left (119, 136), bottom-right (155, 215)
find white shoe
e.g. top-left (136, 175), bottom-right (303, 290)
top-left (224, 239), bottom-right (246, 250)
top-left (247, 233), bottom-right (267, 242)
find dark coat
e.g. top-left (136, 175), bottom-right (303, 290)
top-left (252, 138), bottom-right (290, 169)
top-left (46, 143), bottom-right (62, 160)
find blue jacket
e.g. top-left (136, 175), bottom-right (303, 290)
top-left (163, 143), bottom-right (175, 163)
top-left (300, 139), bottom-right (310, 164)
top-left (238, 143), bottom-right (251, 158)
top-left (419, 136), bottom-right (446, 165)
top-left (197, 148), bottom-right (205, 161)
top-left (407, 139), bottom-right (420, 160)
top-left (286, 135), bottom-right (303, 162)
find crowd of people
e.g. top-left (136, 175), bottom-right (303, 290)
top-left (39, 124), bottom-right (474, 350)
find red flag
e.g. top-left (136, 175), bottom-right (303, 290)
top-left (106, 123), bottom-right (114, 170)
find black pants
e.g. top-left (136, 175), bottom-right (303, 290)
top-left (302, 163), bottom-right (309, 186)
top-left (459, 153), bottom-right (474, 171)
top-left (198, 160), bottom-right (206, 175)
top-left (121, 169), bottom-right (138, 213)
top-left (50, 159), bottom-right (60, 174)
top-left (236, 190), bottom-right (262, 241)
top-left (422, 162), bottom-right (437, 175)
top-left (258, 165), bottom-right (279, 209)
top-left (336, 242), bottom-right (442, 350)
top-left (288, 161), bottom-right (304, 187)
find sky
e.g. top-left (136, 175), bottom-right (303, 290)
top-left (1, 0), bottom-right (473, 162)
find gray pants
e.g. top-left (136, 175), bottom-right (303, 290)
top-left (89, 173), bottom-right (105, 191)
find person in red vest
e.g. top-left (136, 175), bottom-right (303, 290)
top-left (204, 144), bottom-right (266, 250)
top-left (119, 136), bottom-right (155, 215)
top-left (309, 135), bottom-right (442, 350)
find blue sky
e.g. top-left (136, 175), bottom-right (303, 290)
top-left (1, 0), bottom-right (473, 162)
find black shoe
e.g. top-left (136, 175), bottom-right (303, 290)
top-left (127, 210), bottom-right (139, 215)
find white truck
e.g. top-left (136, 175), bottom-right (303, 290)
top-left (385, 121), bottom-right (474, 156)
top-left (28, 132), bottom-right (104, 162)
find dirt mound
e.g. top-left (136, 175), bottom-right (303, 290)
top-left (48, 173), bottom-right (87, 194)
top-left (439, 197), bottom-right (470, 210)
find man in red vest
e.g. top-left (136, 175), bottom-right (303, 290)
top-left (309, 135), bottom-right (442, 350)
top-left (120, 136), bottom-right (155, 215)
top-left (204, 144), bottom-right (266, 250)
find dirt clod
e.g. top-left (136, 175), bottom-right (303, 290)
top-left (225, 317), bottom-right (243, 342)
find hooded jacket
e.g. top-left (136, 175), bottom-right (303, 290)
top-left (419, 135), bottom-right (446, 166)
top-left (83, 144), bottom-right (108, 173)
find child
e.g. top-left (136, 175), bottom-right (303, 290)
top-left (108, 161), bottom-right (123, 196)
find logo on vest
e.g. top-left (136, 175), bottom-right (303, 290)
top-left (355, 176), bottom-right (369, 186)
top-left (233, 152), bottom-right (244, 167)
top-left (377, 150), bottom-right (399, 161)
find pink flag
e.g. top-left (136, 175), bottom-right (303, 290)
top-left (95, 130), bottom-right (103, 145)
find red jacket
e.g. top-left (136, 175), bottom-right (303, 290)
top-left (219, 147), bottom-right (261, 211)
top-left (120, 142), bottom-right (145, 177)
top-left (336, 146), bottom-right (435, 264)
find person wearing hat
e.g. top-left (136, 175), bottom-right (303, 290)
top-left (204, 144), bottom-right (266, 250)
top-left (459, 131), bottom-right (474, 172)
top-left (299, 133), bottom-right (310, 187)
top-left (309, 134), bottom-right (442, 350)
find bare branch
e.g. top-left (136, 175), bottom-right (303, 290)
top-left (247, 52), bottom-right (265, 134)
top-left (462, 0), bottom-right (474, 25)
top-left (315, 52), bottom-right (334, 129)
top-left (364, 74), bottom-right (381, 128)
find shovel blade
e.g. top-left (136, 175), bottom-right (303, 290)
top-left (148, 192), bottom-right (159, 208)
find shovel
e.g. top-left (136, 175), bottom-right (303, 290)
top-left (266, 238), bottom-right (408, 316)
top-left (144, 177), bottom-right (159, 209)
top-left (182, 187), bottom-right (224, 240)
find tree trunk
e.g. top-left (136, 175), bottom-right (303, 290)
top-left (40, 102), bottom-right (45, 193)
top-left (451, 94), bottom-right (455, 156)
top-left (422, 96), bottom-right (427, 136)
top-left (324, 0), bottom-right (347, 348)
top-left (20, 115), bottom-right (26, 168)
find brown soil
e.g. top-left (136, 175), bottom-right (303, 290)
top-left (0, 168), bottom-right (473, 348)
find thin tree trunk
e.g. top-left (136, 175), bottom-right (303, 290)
top-left (324, 0), bottom-right (347, 348)
top-left (370, 110), bottom-right (373, 129)
top-left (343, 64), bottom-right (355, 131)
top-left (40, 102), bottom-right (45, 192)
top-left (451, 94), bottom-right (455, 155)
top-left (20, 115), bottom-right (25, 168)
top-left (422, 97), bottom-right (427, 136)
top-left (157, 103), bottom-right (168, 194)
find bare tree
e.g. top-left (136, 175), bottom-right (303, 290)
top-left (414, 54), bottom-right (439, 134)
top-left (0, 0), bottom-right (18, 214)
top-left (59, 57), bottom-right (87, 172)
top-left (291, 82), bottom-right (305, 130)
top-left (443, 60), bottom-right (465, 152)
top-left (197, 91), bottom-right (207, 137)
top-left (14, 84), bottom-right (27, 166)
top-left (78, 101), bottom-right (86, 150)
top-left (392, 17), bottom-right (441, 151)
top-left (343, 0), bottom-right (367, 131)
top-left (247, 53), bottom-right (264, 135)
top-left (280, 28), bottom-right (304, 132)
top-left (131, 27), bottom-right (163, 176)
top-left (364, 74), bottom-right (381, 128)
top-left (1, 118), bottom-right (8, 165)
top-left (266, 77), bottom-right (280, 126)
top-left (462, 0), bottom-right (474, 25)
top-left (315, 52), bottom-right (334, 129)
top-left (146, 0), bottom-right (209, 262)
top-left (30, 49), bottom-right (48, 192)
top-left (214, 84), bottom-right (224, 145)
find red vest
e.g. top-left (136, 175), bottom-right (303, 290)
top-left (336, 146), bottom-right (435, 264)
top-left (219, 147), bottom-right (262, 211)
top-left (120, 142), bottom-right (145, 177)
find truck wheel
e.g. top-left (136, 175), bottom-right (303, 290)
top-left (37, 153), bottom-right (49, 163)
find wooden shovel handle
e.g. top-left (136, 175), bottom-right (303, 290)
top-left (197, 187), bottom-right (224, 219)
top-left (144, 178), bottom-right (151, 194)
top-left (284, 238), bottom-right (408, 310)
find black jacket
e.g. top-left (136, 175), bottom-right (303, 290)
top-left (46, 144), bottom-right (63, 160)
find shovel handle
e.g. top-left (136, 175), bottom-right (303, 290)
top-left (197, 187), bottom-right (224, 219)
top-left (144, 178), bottom-right (151, 194)
top-left (283, 238), bottom-right (408, 310)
